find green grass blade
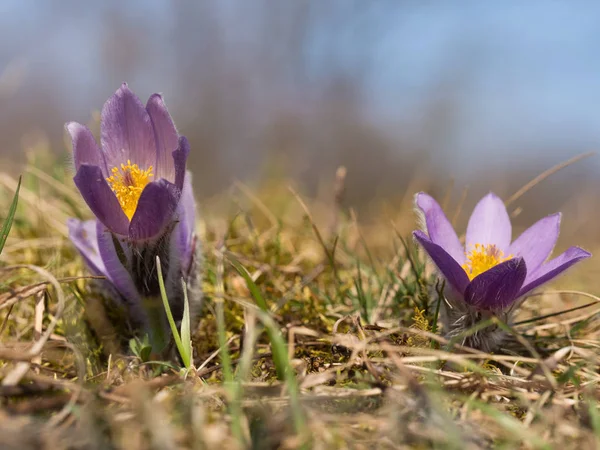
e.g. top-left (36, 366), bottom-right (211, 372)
top-left (227, 254), bottom-right (286, 380)
top-left (255, 309), bottom-right (307, 444)
top-left (180, 278), bottom-right (192, 367)
top-left (0, 175), bottom-right (21, 255)
top-left (215, 249), bottom-right (247, 446)
top-left (155, 256), bottom-right (189, 368)
top-left (227, 256), bottom-right (269, 311)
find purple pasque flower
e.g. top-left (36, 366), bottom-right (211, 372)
top-left (414, 192), bottom-right (590, 310)
top-left (67, 84), bottom-right (201, 351)
top-left (68, 83), bottom-right (189, 239)
top-left (413, 192), bottom-right (590, 350)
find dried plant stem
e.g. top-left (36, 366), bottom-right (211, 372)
top-left (505, 151), bottom-right (594, 207)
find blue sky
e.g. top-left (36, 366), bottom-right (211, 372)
top-left (367, 2), bottom-right (600, 171)
top-left (1, 1), bottom-right (600, 175)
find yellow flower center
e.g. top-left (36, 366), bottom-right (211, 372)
top-left (462, 244), bottom-right (512, 280)
top-left (106, 160), bottom-right (154, 220)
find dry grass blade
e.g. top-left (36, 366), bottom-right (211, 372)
top-left (234, 179), bottom-right (278, 228)
top-left (0, 173), bottom-right (69, 236)
top-left (288, 185), bottom-right (340, 281)
top-left (504, 151), bottom-right (595, 207)
top-left (0, 275), bottom-right (103, 310)
top-left (0, 155), bottom-right (597, 448)
top-left (24, 165), bottom-right (84, 205)
top-left (0, 264), bottom-right (66, 386)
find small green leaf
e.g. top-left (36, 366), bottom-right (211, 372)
top-left (180, 278), bottom-right (192, 367)
top-left (0, 176), bottom-right (21, 255)
top-left (140, 345), bottom-right (153, 362)
top-left (129, 338), bottom-right (139, 356)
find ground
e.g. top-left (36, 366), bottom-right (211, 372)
top-left (0, 149), bottom-right (598, 449)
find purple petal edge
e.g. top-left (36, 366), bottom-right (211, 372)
top-left (100, 83), bottom-right (157, 173)
top-left (67, 122), bottom-right (107, 175)
top-left (67, 218), bottom-right (105, 276)
top-left (414, 192), bottom-right (465, 264)
top-left (413, 230), bottom-right (470, 294)
top-left (518, 246), bottom-right (591, 297)
top-left (95, 221), bottom-right (144, 314)
top-left (73, 164), bottom-right (129, 236)
top-left (508, 213), bottom-right (561, 276)
top-left (464, 257), bottom-right (527, 310)
top-left (129, 179), bottom-right (180, 241)
top-left (166, 173), bottom-right (197, 303)
top-left (173, 135), bottom-right (190, 191)
top-left (174, 172), bottom-right (196, 271)
top-left (147, 93), bottom-right (178, 182)
top-left (465, 192), bottom-right (511, 252)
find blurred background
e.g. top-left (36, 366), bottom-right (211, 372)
top-left (0, 0), bottom-right (599, 234)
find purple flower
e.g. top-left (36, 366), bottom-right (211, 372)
top-left (413, 192), bottom-right (590, 350)
top-left (68, 83), bottom-right (189, 239)
top-left (67, 84), bottom-right (201, 351)
top-left (414, 192), bottom-right (590, 310)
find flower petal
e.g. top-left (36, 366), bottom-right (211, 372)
top-left (415, 192), bottom-right (465, 264)
top-left (174, 172), bottom-right (196, 270)
top-left (413, 230), bottom-right (470, 294)
top-left (67, 218), bottom-right (106, 276)
top-left (129, 179), bottom-right (180, 241)
top-left (508, 213), bottom-right (561, 274)
top-left (465, 192), bottom-right (511, 252)
top-left (518, 247), bottom-right (591, 297)
top-left (73, 165), bottom-right (129, 236)
top-left (464, 257), bottom-right (527, 310)
top-left (100, 83), bottom-right (157, 172)
top-left (67, 122), bottom-right (107, 175)
top-left (165, 174), bottom-right (196, 308)
top-left (146, 93), bottom-right (178, 182)
top-left (96, 221), bottom-right (144, 315)
top-left (173, 135), bottom-right (190, 191)
top-left (165, 172), bottom-right (198, 312)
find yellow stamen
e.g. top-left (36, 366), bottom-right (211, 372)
top-left (106, 159), bottom-right (154, 220)
top-left (462, 244), bottom-right (512, 280)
